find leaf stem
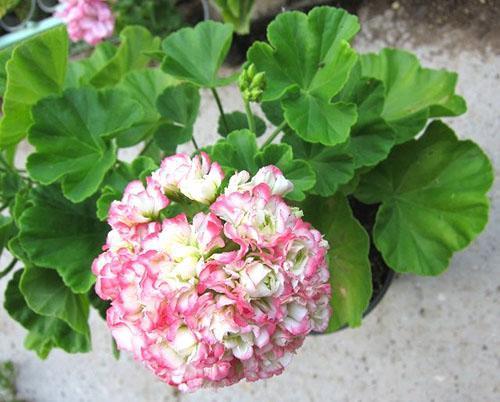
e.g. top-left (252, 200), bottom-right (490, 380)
top-left (0, 258), bottom-right (18, 280)
top-left (262, 120), bottom-right (287, 148)
top-left (244, 99), bottom-right (256, 134)
top-left (211, 88), bottom-right (229, 132)
top-left (191, 136), bottom-right (200, 151)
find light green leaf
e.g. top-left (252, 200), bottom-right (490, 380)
top-left (20, 265), bottom-right (90, 335)
top-left (254, 143), bottom-right (315, 201)
top-left (214, 0), bottom-right (255, 34)
top-left (18, 186), bottom-right (108, 293)
top-left (90, 26), bottom-right (160, 88)
top-left (4, 270), bottom-right (90, 359)
top-left (115, 68), bottom-right (178, 147)
top-left (360, 49), bottom-right (466, 143)
top-left (0, 26), bottom-right (68, 147)
top-left (355, 121), bottom-right (493, 275)
top-left (210, 129), bottom-right (258, 173)
top-left (218, 111), bottom-right (267, 137)
top-left (0, 45), bottom-right (13, 96)
top-left (27, 87), bottom-right (143, 202)
top-left (248, 7), bottom-right (359, 145)
top-left (162, 21), bottom-right (235, 88)
top-left (334, 63), bottom-right (395, 168)
top-left (284, 133), bottom-right (354, 197)
top-left (303, 194), bottom-right (372, 331)
top-left (154, 83), bottom-right (201, 151)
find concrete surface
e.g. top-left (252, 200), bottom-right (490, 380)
top-left (1, 2), bottom-right (499, 401)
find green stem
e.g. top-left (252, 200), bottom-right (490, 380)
top-left (244, 99), bottom-right (256, 134)
top-left (211, 88), bottom-right (229, 132)
top-left (191, 136), bottom-right (200, 151)
top-left (262, 120), bottom-right (287, 148)
top-left (0, 258), bottom-right (18, 280)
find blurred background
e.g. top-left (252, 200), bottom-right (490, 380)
top-left (0, 1), bottom-right (499, 401)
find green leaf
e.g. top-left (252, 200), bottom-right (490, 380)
top-left (218, 111), bottom-right (266, 137)
top-left (18, 186), bottom-right (108, 293)
top-left (90, 26), bottom-right (160, 88)
top-left (154, 83), bottom-right (201, 151)
top-left (254, 143), bottom-right (315, 201)
top-left (302, 194), bottom-right (372, 331)
top-left (27, 87), bottom-right (143, 202)
top-left (116, 68), bottom-right (178, 147)
top-left (0, 215), bottom-right (15, 255)
top-left (162, 20), bottom-right (235, 88)
top-left (4, 270), bottom-right (90, 359)
top-left (284, 133), bottom-right (354, 197)
top-left (0, 26), bottom-right (68, 147)
top-left (355, 121), bottom-right (493, 275)
top-left (210, 129), bottom-right (258, 173)
top-left (248, 7), bottom-right (359, 145)
top-left (282, 92), bottom-right (357, 146)
top-left (65, 41), bottom-right (117, 88)
top-left (334, 63), bottom-right (395, 168)
top-left (20, 265), bottom-right (90, 335)
top-left (360, 49), bottom-right (466, 143)
top-left (0, 45), bottom-right (13, 96)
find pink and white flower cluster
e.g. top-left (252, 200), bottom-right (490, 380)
top-left (56, 0), bottom-right (114, 45)
top-left (93, 152), bottom-right (331, 392)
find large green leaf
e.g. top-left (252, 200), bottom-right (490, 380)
top-left (248, 7), bottom-right (359, 145)
top-left (303, 194), bottom-right (372, 331)
top-left (334, 63), bottom-right (395, 168)
top-left (116, 68), bottom-right (178, 147)
top-left (4, 270), bottom-right (90, 359)
top-left (27, 87), bottom-right (143, 202)
top-left (283, 133), bottom-right (354, 197)
top-left (360, 49), bottom-right (466, 143)
top-left (90, 26), bottom-right (160, 88)
top-left (209, 129), bottom-right (258, 173)
top-left (18, 186), bottom-right (108, 293)
top-left (0, 26), bottom-right (68, 147)
top-left (20, 265), bottom-right (90, 335)
top-left (355, 121), bottom-right (493, 275)
top-left (154, 83), bottom-right (201, 151)
top-left (65, 42), bottom-right (117, 88)
top-left (254, 143), bottom-right (315, 201)
top-left (0, 45), bottom-right (13, 96)
top-left (161, 21), bottom-right (235, 88)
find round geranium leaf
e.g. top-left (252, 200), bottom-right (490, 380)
top-left (18, 186), bottom-right (108, 293)
top-left (355, 121), bottom-right (493, 275)
top-left (161, 21), bottom-right (235, 88)
top-left (303, 194), bottom-right (372, 331)
top-left (27, 87), bottom-right (143, 203)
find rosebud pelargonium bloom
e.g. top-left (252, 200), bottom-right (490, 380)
top-left (93, 153), bottom-right (331, 392)
top-left (56, 0), bottom-right (114, 45)
top-left (152, 152), bottom-right (224, 205)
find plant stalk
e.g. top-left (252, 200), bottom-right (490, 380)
top-left (0, 258), bottom-right (18, 280)
top-left (262, 120), bottom-right (287, 148)
top-left (211, 88), bottom-right (229, 132)
top-left (244, 100), bottom-right (256, 134)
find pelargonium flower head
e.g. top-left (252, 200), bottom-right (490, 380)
top-left (56, 0), bottom-right (114, 45)
top-left (93, 154), bottom-right (331, 392)
top-left (152, 152), bottom-right (224, 205)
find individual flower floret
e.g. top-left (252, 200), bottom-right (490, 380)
top-left (151, 152), bottom-right (224, 205)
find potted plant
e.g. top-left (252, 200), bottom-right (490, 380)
top-left (0, 5), bottom-right (493, 392)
